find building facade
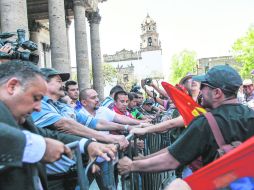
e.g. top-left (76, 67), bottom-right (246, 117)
top-left (0, 0), bottom-right (105, 99)
top-left (197, 56), bottom-right (241, 74)
top-left (103, 14), bottom-right (164, 90)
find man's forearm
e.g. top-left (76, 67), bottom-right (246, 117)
top-left (115, 115), bottom-right (141, 125)
top-left (138, 147), bottom-right (168, 159)
top-left (132, 150), bottom-right (179, 172)
top-left (97, 119), bottom-right (126, 131)
top-left (147, 116), bottom-right (184, 133)
top-left (152, 84), bottom-right (168, 98)
top-left (54, 118), bottom-right (111, 143)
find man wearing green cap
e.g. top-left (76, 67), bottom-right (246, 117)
top-left (118, 65), bottom-right (254, 175)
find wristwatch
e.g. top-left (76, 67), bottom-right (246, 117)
top-left (124, 125), bottom-right (129, 131)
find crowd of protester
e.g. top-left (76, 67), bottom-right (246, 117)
top-left (1, 33), bottom-right (254, 190)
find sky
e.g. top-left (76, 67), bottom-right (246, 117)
top-left (70, 0), bottom-right (254, 67)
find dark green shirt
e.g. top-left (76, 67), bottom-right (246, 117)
top-left (127, 107), bottom-right (144, 119)
top-left (168, 103), bottom-right (254, 166)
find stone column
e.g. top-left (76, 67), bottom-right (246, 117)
top-left (0, 0), bottom-right (29, 38)
top-left (48, 0), bottom-right (70, 73)
top-left (87, 11), bottom-right (104, 99)
top-left (73, 0), bottom-right (90, 90)
top-left (66, 17), bottom-right (72, 77)
top-left (29, 21), bottom-right (42, 67)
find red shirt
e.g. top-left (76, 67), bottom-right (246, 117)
top-left (113, 105), bottom-right (133, 118)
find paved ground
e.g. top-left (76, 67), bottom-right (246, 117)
top-left (89, 176), bottom-right (123, 190)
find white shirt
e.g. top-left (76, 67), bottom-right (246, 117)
top-left (82, 106), bottom-right (116, 134)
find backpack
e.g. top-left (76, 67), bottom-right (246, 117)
top-left (189, 112), bottom-right (242, 172)
top-left (204, 112), bottom-right (242, 158)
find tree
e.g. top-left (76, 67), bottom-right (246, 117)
top-left (170, 50), bottom-right (197, 84)
top-left (102, 63), bottom-right (117, 85)
top-left (90, 63), bottom-right (117, 85)
top-left (231, 25), bottom-right (254, 79)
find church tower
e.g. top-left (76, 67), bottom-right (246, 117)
top-left (140, 14), bottom-right (161, 52)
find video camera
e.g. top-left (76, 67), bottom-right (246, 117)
top-left (0, 29), bottom-right (39, 64)
top-left (144, 78), bottom-right (152, 85)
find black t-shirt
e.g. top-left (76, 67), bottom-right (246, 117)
top-left (168, 103), bottom-right (254, 167)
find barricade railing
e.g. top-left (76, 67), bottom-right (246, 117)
top-left (65, 127), bottom-right (175, 190)
top-left (141, 130), bottom-right (176, 190)
top-left (83, 133), bottom-right (136, 190)
top-left (66, 141), bottom-right (89, 190)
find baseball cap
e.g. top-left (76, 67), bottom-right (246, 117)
top-left (40, 68), bottom-right (70, 82)
top-left (243, 79), bottom-right (253, 86)
top-left (143, 99), bottom-right (154, 105)
top-left (192, 65), bottom-right (242, 93)
top-left (179, 74), bottom-right (194, 85)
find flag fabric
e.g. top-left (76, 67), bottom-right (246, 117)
top-left (161, 81), bottom-right (206, 126)
top-left (185, 136), bottom-right (254, 190)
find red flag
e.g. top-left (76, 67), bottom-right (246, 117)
top-left (161, 81), bottom-right (206, 126)
top-left (185, 136), bottom-right (254, 190)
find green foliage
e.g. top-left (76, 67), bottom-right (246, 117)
top-left (89, 63), bottom-right (117, 85)
top-left (170, 49), bottom-right (197, 84)
top-left (232, 26), bottom-right (254, 79)
top-left (102, 63), bottom-right (117, 85)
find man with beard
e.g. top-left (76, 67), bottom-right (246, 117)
top-left (31, 68), bottom-right (128, 148)
top-left (78, 88), bottom-right (143, 134)
top-left (31, 68), bottom-right (130, 189)
top-left (0, 61), bottom-right (117, 190)
top-left (118, 65), bottom-right (254, 175)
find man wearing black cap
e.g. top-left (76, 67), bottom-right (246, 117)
top-left (0, 61), bottom-right (118, 190)
top-left (32, 68), bottom-right (129, 148)
top-left (142, 98), bottom-right (158, 114)
top-left (118, 65), bottom-right (254, 175)
top-left (31, 68), bottom-right (129, 189)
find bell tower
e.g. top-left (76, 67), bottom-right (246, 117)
top-left (140, 14), bottom-right (161, 52)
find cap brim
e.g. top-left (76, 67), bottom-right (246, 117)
top-left (192, 74), bottom-right (206, 82)
top-left (59, 73), bottom-right (70, 82)
top-left (179, 75), bottom-right (194, 85)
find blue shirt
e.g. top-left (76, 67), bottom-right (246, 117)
top-left (31, 96), bottom-right (98, 128)
top-left (75, 101), bottom-right (98, 129)
top-left (100, 96), bottom-right (114, 110)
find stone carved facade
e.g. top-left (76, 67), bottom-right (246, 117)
top-left (86, 11), bottom-right (101, 24)
top-left (116, 64), bottom-right (136, 91)
top-left (198, 56), bottom-right (241, 74)
top-left (103, 49), bottom-right (141, 62)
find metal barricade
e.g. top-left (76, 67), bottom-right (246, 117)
top-left (140, 131), bottom-right (176, 190)
top-left (83, 134), bottom-right (136, 190)
top-left (66, 133), bottom-right (174, 190)
top-left (66, 141), bottom-right (89, 190)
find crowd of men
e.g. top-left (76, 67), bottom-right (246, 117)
top-left (1, 35), bottom-right (254, 190)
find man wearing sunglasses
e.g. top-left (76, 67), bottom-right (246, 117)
top-left (118, 65), bottom-right (254, 176)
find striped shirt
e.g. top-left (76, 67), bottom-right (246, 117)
top-left (31, 96), bottom-right (97, 129)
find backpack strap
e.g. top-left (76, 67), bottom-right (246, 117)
top-left (204, 112), bottom-right (225, 147)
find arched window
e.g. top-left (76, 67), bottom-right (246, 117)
top-left (148, 37), bottom-right (152, 46)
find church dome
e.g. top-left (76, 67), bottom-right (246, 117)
top-left (142, 14), bottom-right (155, 26)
